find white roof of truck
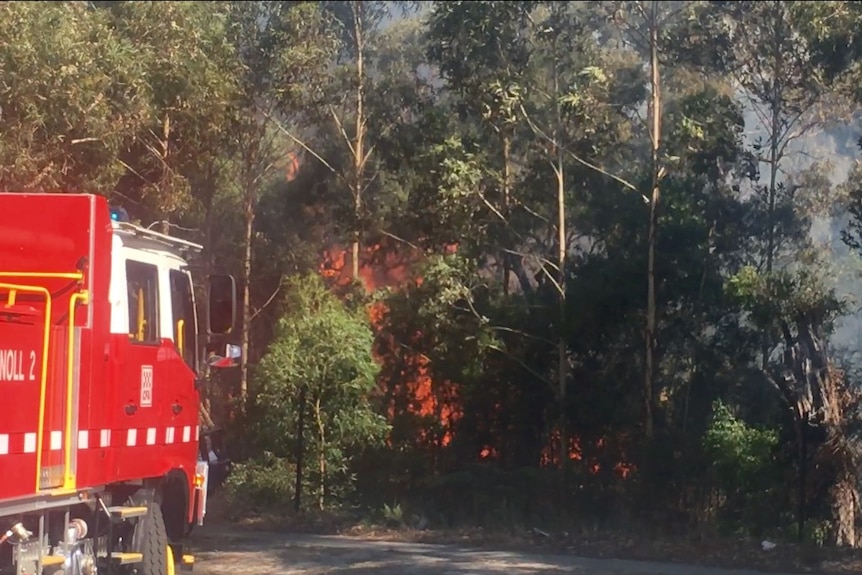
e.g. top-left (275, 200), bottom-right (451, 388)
top-left (111, 221), bottom-right (203, 264)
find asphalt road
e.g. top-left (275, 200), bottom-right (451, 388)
top-left (189, 531), bottom-right (801, 575)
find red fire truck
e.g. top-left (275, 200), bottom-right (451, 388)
top-left (0, 193), bottom-right (237, 575)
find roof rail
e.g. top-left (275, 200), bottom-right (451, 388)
top-left (112, 221), bottom-right (203, 254)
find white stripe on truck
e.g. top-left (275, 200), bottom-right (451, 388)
top-left (0, 426), bottom-right (199, 454)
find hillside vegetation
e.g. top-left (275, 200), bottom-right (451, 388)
top-left (6, 0), bottom-right (862, 556)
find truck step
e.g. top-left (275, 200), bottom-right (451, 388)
top-left (111, 552), bottom-right (143, 565)
top-left (181, 553), bottom-right (195, 571)
top-left (41, 555), bottom-right (66, 567)
top-left (106, 505), bottom-right (148, 520)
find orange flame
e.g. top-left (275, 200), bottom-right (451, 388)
top-left (318, 242), bottom-right (461, 447)
top-left (539, 431), bottom-right (634, 479)
top-left (317, 242), bottom-right (633, 479)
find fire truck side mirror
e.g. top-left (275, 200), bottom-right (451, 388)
top-left (207, 274), bottom-right (237, 335)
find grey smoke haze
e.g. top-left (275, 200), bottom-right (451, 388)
top-left (739, 102), bottom-right (862, 360)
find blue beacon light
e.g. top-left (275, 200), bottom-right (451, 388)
top-left (110, 206), bottom-right (130, 222)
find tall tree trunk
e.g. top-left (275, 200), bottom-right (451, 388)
top-left (644, 3), bottom-right (662, 441)
top-left (315, 397), bottom-right (326, 511)
top-left (776, 321), bottom-right (860, 547)
top-left (294, 385), bottom-right (306, 512)
top-left (240, 190), bottom-right (253, 408)
top-left (765, 1), bottom-right (782, 278)
top-left (831, 467), bottom-right (859, 546)
top-left (761, 4), bottom-right (784, 371)
top-left (201, 179), bottom-right (215, 422)
top-left (197, 246), bottom-right (215, 429)
top-left (556, 160), bottom-right (566, 469)
top-left (796, 416), bottom-right (807, 542)
top-left (551, 21), bottom-right (568, 473)
top-left (350, 0), bottom-right (365, 282)
top-left (501, 134), bottom-right (512, 297)
top-left (239, 138), bottom-right (258, 410)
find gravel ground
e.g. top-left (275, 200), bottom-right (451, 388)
top-left (188, 530), bottom-right (802, 575)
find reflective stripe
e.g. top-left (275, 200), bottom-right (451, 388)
top-left (0, 427), bottom-right (199, 455)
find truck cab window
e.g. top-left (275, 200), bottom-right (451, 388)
top-left (170, 269), bottom-right (198, 371)
top-left (126, 260), bottom-right (160, 344)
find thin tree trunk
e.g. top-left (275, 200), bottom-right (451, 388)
top-left (765, 3), bottom-right (782, 278)
top-left (351, 206), bottom-right (361, 280)
top-left (551, 22), bottom-right (568, 473)
top-left (240, 185), bottom-right (253, 408)
top-left (556, 160), bottom-right (566, 470)
top-left (201, 196), bottom-right (215, 420)
top-left (761, 5), bottom-right (784, 371)
top-left (351, 0), bottom-right (365, 282)
top-left (294, 386), bottom-right (306, 512)
top-left (644, 4), bottom-right (662, 441)
top-left (315, 397), bottom-right (326, 511)
top-left (502, 134), bottom-right (512, 297)
top-left (314, 397), bottom-right (326, 510)
top-left (682, 222), bottom-right (715, 433)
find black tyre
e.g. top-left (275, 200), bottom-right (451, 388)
top-left (137, 502), bottom-right (169, 575)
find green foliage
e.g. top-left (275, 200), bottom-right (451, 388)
top-left (381, 502), bottom-right (405, 528)
top-left (794, 1), bottom-right (862, 91)
top-left (0, 2), bottom-right (150, 191)
top-left (705, 401), bottom-right (780, 480)
top-left (703, 400), bottom-right (783, 535)
top-left (373, 253), bottom-right (501, 458)
top-left (727, 265), bottom-right (847, 336)
top-left (252, 274), bottom-right (389, 507)
top-left (5, 0), bottom-right (862, 545)
top-left (99, 1), bottom-right (241, 217)
top-left (224, 452), bottom-right (296, 514)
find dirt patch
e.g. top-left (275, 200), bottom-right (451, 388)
top-left (339, 526), bottom-right (862, 574)
top-left (202, 494), bottom-right (861, 574)
top-left (190, 531), bottom-right (805, 575)
top-left (199, 517), bottom-right (862, 574)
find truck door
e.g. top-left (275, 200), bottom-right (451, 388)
top-left (115, 259), bottom-right (166, 478)
top-left (167, 268), bottom-right (199, 435)
top-left (169, 269), bottom-right (197, 374)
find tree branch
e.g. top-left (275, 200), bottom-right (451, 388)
top-left (329, 104), bottom-right (356, 157)
top-left (519, 103), bottom-right (648, 202)
top-left (251, 279), bottom-right (283, 321)
top-left (488, 343), bottom-right (556, 391)
top-left (266, 113), bottom-right (344, 182)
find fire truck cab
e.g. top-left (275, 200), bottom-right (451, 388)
top-left (0, 193), bottom-right (236, 575)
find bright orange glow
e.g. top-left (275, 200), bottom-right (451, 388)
top-left (317, 241), bottom-right (633, 480)
top-left (540, 430), bottom-right (634, 479)
top-left (285, 151), bottom-right (301, 182)
top-left (479, 446), bottom-right (499, 459)
top-left (319, 243), bottom-right (415, 292)
top-left (318, 241), bottom-right (461, 448)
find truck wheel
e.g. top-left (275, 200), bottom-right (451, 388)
top-left (166, 544), bottom-right (176, 575)
top-left (137, 502), bottom-right (169, 575)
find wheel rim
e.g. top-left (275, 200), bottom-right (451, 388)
top-left (166, 544), bottom-right (176, 575)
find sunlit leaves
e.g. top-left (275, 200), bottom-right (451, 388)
top-left (0, 2), bottom-right (150, 192)
top-left (99, 1), bottom-right (241, 217)
top-left (727, 265), bottom-right (847, 335)
top-left (255, 274), bottom-right (388, 449)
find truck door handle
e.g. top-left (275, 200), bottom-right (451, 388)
top-left (172, 403), bottom-right (183, 415)
top-left (125, 403), bottom-right (138, 416)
